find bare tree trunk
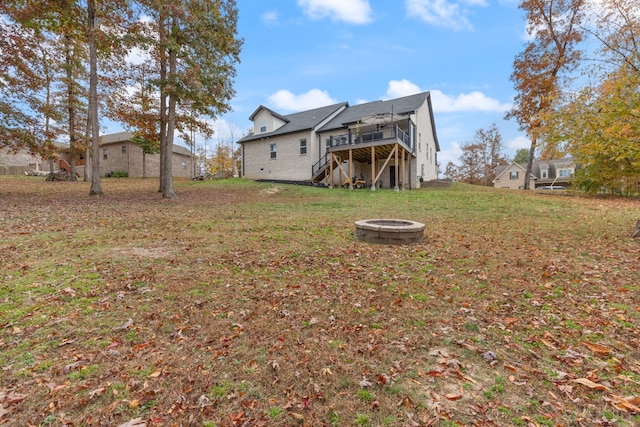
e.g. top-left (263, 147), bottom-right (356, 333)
top-left (162, 32), bottom-right (177, 199)
top-left (87, 0), bottom-right (102, 195)
top-left (64, 34), bottom-right (78, 182)
top-left (523, 137), bottom-right (536, 190)
top-left (158, 8), bottom-right (167, 193)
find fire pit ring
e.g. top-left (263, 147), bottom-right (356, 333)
top-left (355, 219), bottom-right (425, 245)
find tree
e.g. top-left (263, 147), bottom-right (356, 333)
top-left (513, 148), bottom-right (530, 164)
top-left (445, 124), bottom-right (507, 185)
top-left (0, 4), bottom-right (65, 157)
top-left (506, 0), bottom-right (585, 189)
top-left (139, 0), bottom-right (243, 198)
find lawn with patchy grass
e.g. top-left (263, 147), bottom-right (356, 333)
top-left (1, 176), bottom-right (639, 427)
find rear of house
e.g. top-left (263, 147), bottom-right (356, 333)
top-left (239, 92), bottom-right (440, 190)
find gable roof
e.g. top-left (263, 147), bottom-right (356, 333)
top-left (239, 102), bottom-right (348, 143)
top-left (318, 92), bottom-right (430, 132)
top-left (248, 105), bottom-right (290, 123)
top-left (494, 157), bottom-right (577, 183)
top-left (239, 92), bottom-right (440, 151)
top-left (493, 161), bottom-right (533, 183)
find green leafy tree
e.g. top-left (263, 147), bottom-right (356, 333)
top-left (513, 148), bottom-right (530, 164)
top-left (138, 0), bottom-right (243, 198)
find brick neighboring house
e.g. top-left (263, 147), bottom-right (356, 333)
top-left (238, 92), bottom-right (440, 190)
top-left (100, 132), bottom-right (194, 178)
top-left (493, 157), bottom-right (578, 189)
top-left (1, 132), bottom-right (193, 178)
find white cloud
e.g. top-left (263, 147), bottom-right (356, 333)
top-left (430, 90), bottom-right (512, 113)
top-left (405, 0), bottom-right (487, 31)
top-left (438, 140), bottom-right (463, 166)
top-left (297, 0), bottom-right (373, 25)
top-left (268, 89), bottom-right (338, 111)
top-left (262, 11), bottom-right (279, 25)
top-left (385, 79), bottom-right (423, 99)
top-left (507, 135), bottom-right (531, 150)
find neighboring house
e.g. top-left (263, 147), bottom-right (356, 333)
top-left (1, 132), bottom-right (194, 178)
top-left (0, 147), bottom-right (50, 176)
top-left (100, 132), bottom-right (195, 178)
top-left (238, 92), bottom-right (440, 190)
top-left (0, 143), bottom-right (76, 176)
top-left (493, 157), bottom-right (577, 189)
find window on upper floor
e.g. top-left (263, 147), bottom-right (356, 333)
top-left (182, 161), bottom-right (187, 169)
top-left (541, 169), bottom-right (548, 179)
top-left (558, 168), bottom-right (573, 177)
top-left (510, 171), bottom-right (519, 180)
top-left (299, 138), bottom-right (307, 155)
top-left (270, 143), bottom-right (277, 159)
top-left (260, 121), bottom-right (267, 133)
top-left (103, 148), bottom-right (108, 160)
top-left (325, 139), bottom-right (331, 152)
top-left (122, 145), bottom-right (127, 153)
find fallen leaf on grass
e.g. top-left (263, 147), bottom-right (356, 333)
top-left (116, 418), bottom-right (146, 427)
top-left (446, 393), bottom-right (463, 401)
top-left (582, 341), bottom-right (612, 355)
top-left (4, 392), bottom-right (27, 405)
top-left (148, 369), bottom-right (162, 378)
top-left (113, 318), bottom-right (134, 332)
top-left (0, 405), bottom-right (9, 418)
top-left (608, 395), bottom-right (640, 413)
top-left (572, 378), bottom-right (611, 392)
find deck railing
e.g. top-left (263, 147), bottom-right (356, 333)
top-left (328, 125), bottom-right (412, 152)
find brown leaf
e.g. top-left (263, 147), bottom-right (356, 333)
top-left (5, 392), bottom-right (27, 405)
top-left (289, 412), bottom-right (304, 420)
top-left (116, 418), bottom-right (146, 427)
top-left (582, 341), bottom-right (612, 355)
top-left (572, 378), bottom-right (611, 392)
top-left (446, 393), bottom-right (463, 401)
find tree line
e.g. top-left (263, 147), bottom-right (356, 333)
top-left (0, 0), bottom-right (242, 198)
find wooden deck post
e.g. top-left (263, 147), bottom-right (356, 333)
top-left (348, 149), bottom-right (353, 190)
top-left (394, 144), bottom-right (399, 192)
top-left (370, 146), bottom-right (376, 191)
top-left (329, 152), bottom-right (334, 188)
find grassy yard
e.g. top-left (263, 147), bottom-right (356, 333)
top-left (1, 176), bottom-right (639, 427)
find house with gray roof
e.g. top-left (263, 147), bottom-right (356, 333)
top-left (238, 92), bottom-right (440, 190)
top-left (493, 157), bottom-right (577, 189)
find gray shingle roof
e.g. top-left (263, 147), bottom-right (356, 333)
top-left (318, 92), bottom-right (430, 132)
top-left (239, 102), bottom-right (348, 143)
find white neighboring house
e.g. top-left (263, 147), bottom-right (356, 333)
top-left (238, 92), bottom-right (440, 190)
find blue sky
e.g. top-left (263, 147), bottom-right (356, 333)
top-left (107, 0), bottom-right (533, 167)
top-left (212, 0), bottom-right (532, 168)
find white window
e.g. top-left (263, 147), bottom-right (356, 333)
top-left (270, 143), bottom-right (277, 159)
top-left (103, 149), bottom-right (108, 160)
top-left (122, 145), bottom-right (127, 153)
top-left (325, 139), bottom-right (331, 152)
top-left (299, 138), bottom-right (307, 155)
top-left (510, 171), bottom-right (519, 180)
top-left (182, 161), bottom-right (187, 169)
top-left (558, 168), bottom-right (573, 177)
top-left (541, 170), bottom-right (548, 179)
top-left (260, 121), bottom-right (267, 133)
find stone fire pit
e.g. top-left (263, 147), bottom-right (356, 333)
top-left (354, 219), bottom-right (425, 245)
